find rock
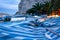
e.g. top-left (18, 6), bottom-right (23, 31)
top-left (17, 0), bottom-right (50, 16)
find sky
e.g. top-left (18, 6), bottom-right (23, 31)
top-left (0, 0), bottom-right (21, 15)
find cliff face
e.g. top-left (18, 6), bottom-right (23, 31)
top-left (18, 0), bottom-right (49, 15)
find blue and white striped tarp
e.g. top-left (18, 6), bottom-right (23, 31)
top-left (45, 28), bottom-right (60, 40)
top-left (0, 20), bottom-right (60, 40)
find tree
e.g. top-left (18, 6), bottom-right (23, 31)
top-left (26, 0), bottom-right (60, 16)
top-left (50, 0), bottom-right (60, 15)
top-left (32, 2), bottom-right (43, 12)
top-left (43, 0), bottom-right (60, 16)
top-left (26, 2), bottom-right (43, 16)
top-left (51, 0), bottom-right (60, 10)
top-left (43, 2), bottom-right (51, 15)
top-left (26, 8), bottom-right (36, 15)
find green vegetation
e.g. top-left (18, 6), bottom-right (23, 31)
top-left (26, 2), bottom-right (43, 16)
top-left (26, 0), bottom-right (60, 16)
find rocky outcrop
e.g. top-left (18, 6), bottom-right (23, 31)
top-left (17, 0), bottom-right (50, 15)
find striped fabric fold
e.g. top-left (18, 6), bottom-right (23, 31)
top-left (0, 20), bottom-right (60, 40)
